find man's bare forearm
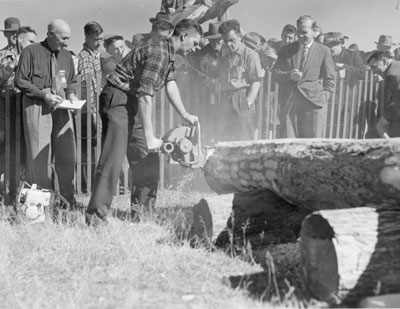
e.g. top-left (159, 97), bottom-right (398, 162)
top-left (165, 80), bottom-right (189, 119)
top-left (138, 93), bottom-right (155, 139)
top-left (247, 81), bottom-right (260, 105)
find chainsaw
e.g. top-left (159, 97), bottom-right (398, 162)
top-left (160, 122), bottom-right (209, 169)
top-left (15, 182), bottom-right (70, 224)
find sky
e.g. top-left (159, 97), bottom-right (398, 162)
top-left (0, 0), bottom-right (399, 53)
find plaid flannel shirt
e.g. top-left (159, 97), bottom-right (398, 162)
top-left (107, 35), bottom-right (176, 96)
top-left (78, 43), bottom-right (102, 112)
top-left (0, 45), bottom-right (18, 92)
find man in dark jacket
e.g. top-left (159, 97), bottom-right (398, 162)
top-left (323, 32), bottom-right (366, 87)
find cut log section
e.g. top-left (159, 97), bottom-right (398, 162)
top-left (300, 205), bottom-right (400, 306)
top-left (203, 138), bottom-right (400, 210)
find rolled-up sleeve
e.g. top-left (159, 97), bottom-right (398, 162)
top-left (246, 49), bottom-right (263, 84)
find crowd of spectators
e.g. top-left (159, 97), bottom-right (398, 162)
top-left (1, 3), bottom-right (400, 219)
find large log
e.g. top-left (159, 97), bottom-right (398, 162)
top-left (203, 138), bottom-right (400, 210)
top-left (300, 205), bottom-right (400, 306)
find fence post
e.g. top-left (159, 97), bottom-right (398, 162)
top-left (159, 90), bottom-right (166, 191)
top-left (4, 89), bottom-right (10, 202)
top-left (15, 92), bottom-right (21, 191)
top-left (257, 76), bottom-right (264, 140)
top-left (86, 73), bottom-right (92, 193)
top-left (265, 72), bottom-right (272, 139)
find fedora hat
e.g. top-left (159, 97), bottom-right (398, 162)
top-left (204, 22), bottom-right (222, 39)
top-left (149, 12), bottom-right (173, 26)
top-left (1, 17), bottom-right (20, 32)
top-left (103, 34), bottom-right (124, 48)
top-left (323, 32), bottom-right (345, 45)
top-left (375, 35), bottom-right (396, 47)
top-left (243, 32), bottom-right (261, 51)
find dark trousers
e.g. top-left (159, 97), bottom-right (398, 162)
top-left (280, 90), bottom-right (327, 138)
top-left (22, 95), bottom-right (75, 204)
top-left (87, 86), bottom-right (131, 218)
top-left (0, 94), bottom-right (26, 199)
top-left (127, 117), bottom-right (160, 210)
top-left (87, 85), bottom-right (160, 219)
top-left (218, 89), bottom-right (255, 142)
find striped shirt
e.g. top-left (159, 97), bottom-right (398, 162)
top-left (78, 43), bottom-right (101, 112)
top-left (107, 34), bottom-right (176, 96)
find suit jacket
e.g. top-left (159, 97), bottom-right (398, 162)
top-left (273, 41), bottom-right (336, 107)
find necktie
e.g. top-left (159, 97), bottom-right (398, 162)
top-left (51, 52), bottom-right (59, 95)
top-left (299, 45), bottom-right (309, 72)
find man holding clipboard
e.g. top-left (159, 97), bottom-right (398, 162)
top-left (15, 19), bottom-right (80, 208)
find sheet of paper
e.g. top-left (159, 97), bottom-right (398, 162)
top-left (58, 100), bottom-right (86, 110)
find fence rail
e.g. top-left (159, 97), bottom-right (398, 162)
top-left (0, 70), bottom-right (384, 201)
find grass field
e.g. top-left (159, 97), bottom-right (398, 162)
top-left (0, 189), bottom-right (326, 308)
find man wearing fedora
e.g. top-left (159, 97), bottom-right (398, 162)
top-left (0, 17), bottom-right (21, 199)
top-left (323, 32), bottom-right (366, 87)
top-left (364, 35), bottom-right (397, 64)
top-left (368, 50), bottom-right (400, 138)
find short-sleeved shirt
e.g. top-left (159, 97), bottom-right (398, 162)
top-left (107, 34), bottom-right (176, 97)
top-left (217, 43), bottom-right (263, 92)
top-left (384, 102), bottom-right (400, 137)
top-left (0, 45), bottom-right (18, 91)
top-left (78, 43), bottom-right (102, 111)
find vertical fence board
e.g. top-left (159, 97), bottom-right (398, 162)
top-left (4, 89), bottom-right (10, 200)
top-left (349, 85), bottom-right (357, 138)
top-left (335, 79), bottom-right (344, 138)
top-left (265, 72), bottom-right (272, 139)
top-left (328, 75), bottom-right (338, 138)
top-left (342, 84), bottom-right (350, 138)
top-left (15, 92), bottom-right (21, 189)
top-left (257, 77), bottom-right (264, 140)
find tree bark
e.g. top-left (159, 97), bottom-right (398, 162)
top-left (300, 205), bottom-right (400, 306)
top-left (203, 138), bottom-right (400, 210)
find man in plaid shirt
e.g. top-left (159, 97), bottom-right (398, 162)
top-left (78, 21), bottom-right (104, 191)
top-left (86, 19), bottom-right (201, 225)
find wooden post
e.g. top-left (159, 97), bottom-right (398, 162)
top-left (86, 73), bottom-right (92, 193)
top-left (335, 78), bottom-right (344, 138)
top-left (15, 92), bottom-right (21, 190)
top-left (4, 89), bottom-right (10, 201)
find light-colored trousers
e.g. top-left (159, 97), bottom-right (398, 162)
top-left (22, 95), bottom-right (76, 204)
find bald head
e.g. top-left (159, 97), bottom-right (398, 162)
top-left (48, 19), bottom-right (71, 33)
top-left (47, 19), bottom-right (71, 51)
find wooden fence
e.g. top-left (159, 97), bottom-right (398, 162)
top-left (0, 70), bottom-right (385, 201)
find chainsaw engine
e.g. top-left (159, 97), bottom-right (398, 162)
top-left (160, 123), bottom-right (207, 169)
top-left (16, 182), bottom-right (69, 224)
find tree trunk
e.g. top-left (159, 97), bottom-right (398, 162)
top-left (199, 191), bottom-right (310, 250)
top-left (203, 138), bottom-right (400, 210)
top-left (300, 205), bottom-right (400, 306)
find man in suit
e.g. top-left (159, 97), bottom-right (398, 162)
top-left (273, 15), bottom-right (336, 138)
